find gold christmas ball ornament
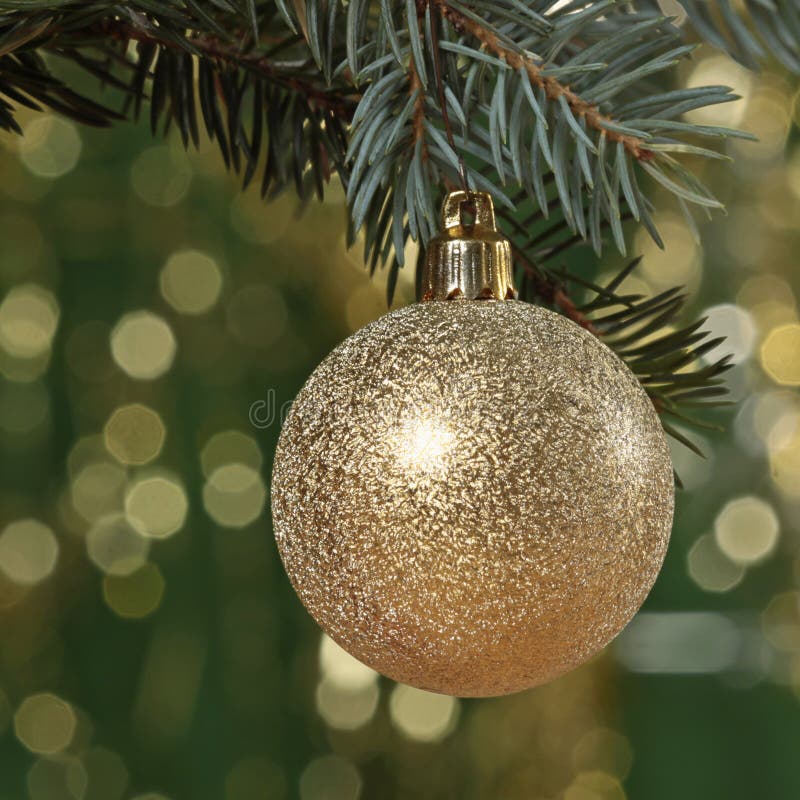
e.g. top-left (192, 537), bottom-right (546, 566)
top-left (271, 192), bottom-right (674, 697)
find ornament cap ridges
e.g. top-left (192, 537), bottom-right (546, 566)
top-left (421, 191), bottom-right (516, 302)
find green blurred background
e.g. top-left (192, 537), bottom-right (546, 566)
top-left (1, 45), bottom-right (800, 800)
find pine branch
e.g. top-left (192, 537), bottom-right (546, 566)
top-left (409, 55), bottom-right (428, 160)
top-left (92, 16), bottom-right (356, 115)
top-left (431, 0), bottom-right (652, 159)
top-left (1, 0), bottom-right (788, 455)
top-left (0, 1), bottom-right (757, 252)
top-left (0, 3), bottom-right (358, 200)
top-left (639, 0), bottom-right (800, 73)
top-left (344, 0), bottom-right (755, 281)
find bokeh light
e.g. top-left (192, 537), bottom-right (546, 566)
top-left (202, 464), bottom-right (265, 528)
top-left (104, 404), bottom-right (166, 466)
top-left (0, 283), bottom-right (59, 359)
top-left (299, 755), bottom-right (361, 800)
top-left (17, 116), bottom-right (82, 178)
top-left (572, 727), bottom-right (634, 781)
top-left (388, 685), bottom-right (459, 743)
top-left (714, 496), bottom-right (780, 566)
top-left (737, 274), bottom-right (798, 332)
top-left (761, 324), bottom-right (800, 386)
top-left (103, 563), bottom-right (165, 619)
top-left (125, 473), bottom-right (188, 539)
top-left (315, 635), bottom-right (380, 731)
top-left (27, 755), bottom-right (87, 800)
top-left (687, 534), bottom-right (744, 593)
top-left (318, 635), bottom-right (378, 691)
top-left (762, 592), bottom-right (800, 655)
top-left (0, 518), bottom-right (59, 586)
top-left (686, 55), bottom-right (753, 127)
top-left (735, 389), bottom-right (800, 456)
top-left (80, 747), bottom-right (129, 800)
top-left (315, 677), bottom-right (379, 731)
top-left (563, 770), bottom-right (626, 800)
top-left (71, 460), bottom-right (127, 523)
top-left (770, 425), bottom-right (800, 498)
top-left (110, 311), bottom-right (177, 380)
top-left (86, 514), bottom-right (151, 576)
top-left (615, 612), bottom-right (741, 674)
top-left (636, 213), bottom-right (702, 291)
top-left (200, 430), bottom-right (263, 477)
top-left (701, 303), bottom-right (757, 364)
top-left (160, 250), bottom-right (224, 315)
top-left (0, 344), bottom-right (50, 383)
top-left (732, 79), bottom-right (793, 162)
top-left (14, 693), bottom-right (77, 755)
top-left (655, 0), bottom-right (687, 25)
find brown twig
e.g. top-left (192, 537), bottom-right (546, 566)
top-left (430, 0), bottom-right (654, 161)
top-left (509, 242), bottom-right (600, 335)
top-left (409, 55), bottom-right (428, 160)
top-left (552, 287), bottom-right (600, 334)
top-left (85, 17), bottom-right (359, 117)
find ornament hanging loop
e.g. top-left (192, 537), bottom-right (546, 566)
top-left (422, 191), bottom-right (516, 302)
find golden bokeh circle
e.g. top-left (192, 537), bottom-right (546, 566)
top-left (110, 311), bottom-right (176, 380)
top-left (202, 464), bottom-right (265, 528)
top-left (0, 519), bottom-right (59, 586)
top-left (389, 685), bottom-right (459, 742)
top-left (299, 756), bottom-right (360, 800)
top-left (160, 250), bottom-right (223, 315)
top-left (761, 324), bottom-right (800, 386)
top-left (104, 404), bottom-right (166, 466)
top-left (0, 284), bottom-right (59, 359)
top-left (714, 496), bottom-right (780, 566)
top-left (200, 430), bottom-right (262, 478)
top-left (86, 514), bottom-right (150, 576)
top-left (125, 474), bottom-right (188, 539)
top-left (103, 564), bottom-right (165, 619)
top-left (14, 693), bottom-right (76, 755)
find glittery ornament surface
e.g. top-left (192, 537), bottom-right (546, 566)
top-left (271, 301), bottom-right (674, 697)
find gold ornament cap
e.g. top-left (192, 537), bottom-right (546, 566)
top-left (422, 190), bottom-right (516, 301)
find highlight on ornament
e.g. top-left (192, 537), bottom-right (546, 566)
top-left (271, 191), bottom-right (675, 697)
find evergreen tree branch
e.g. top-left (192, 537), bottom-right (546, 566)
top-left (409, 55), bottom-right (428, 160)
top-left (431, 0), bottom-right (652, 159)
top-left (639, 0), bottom-right (800, 73)
top-left (92, 17), bottom-right (357, 115)
top-left (0, 0), bottom-right (786, 456)
top-left (0, 9), bottom-right (358, 121)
